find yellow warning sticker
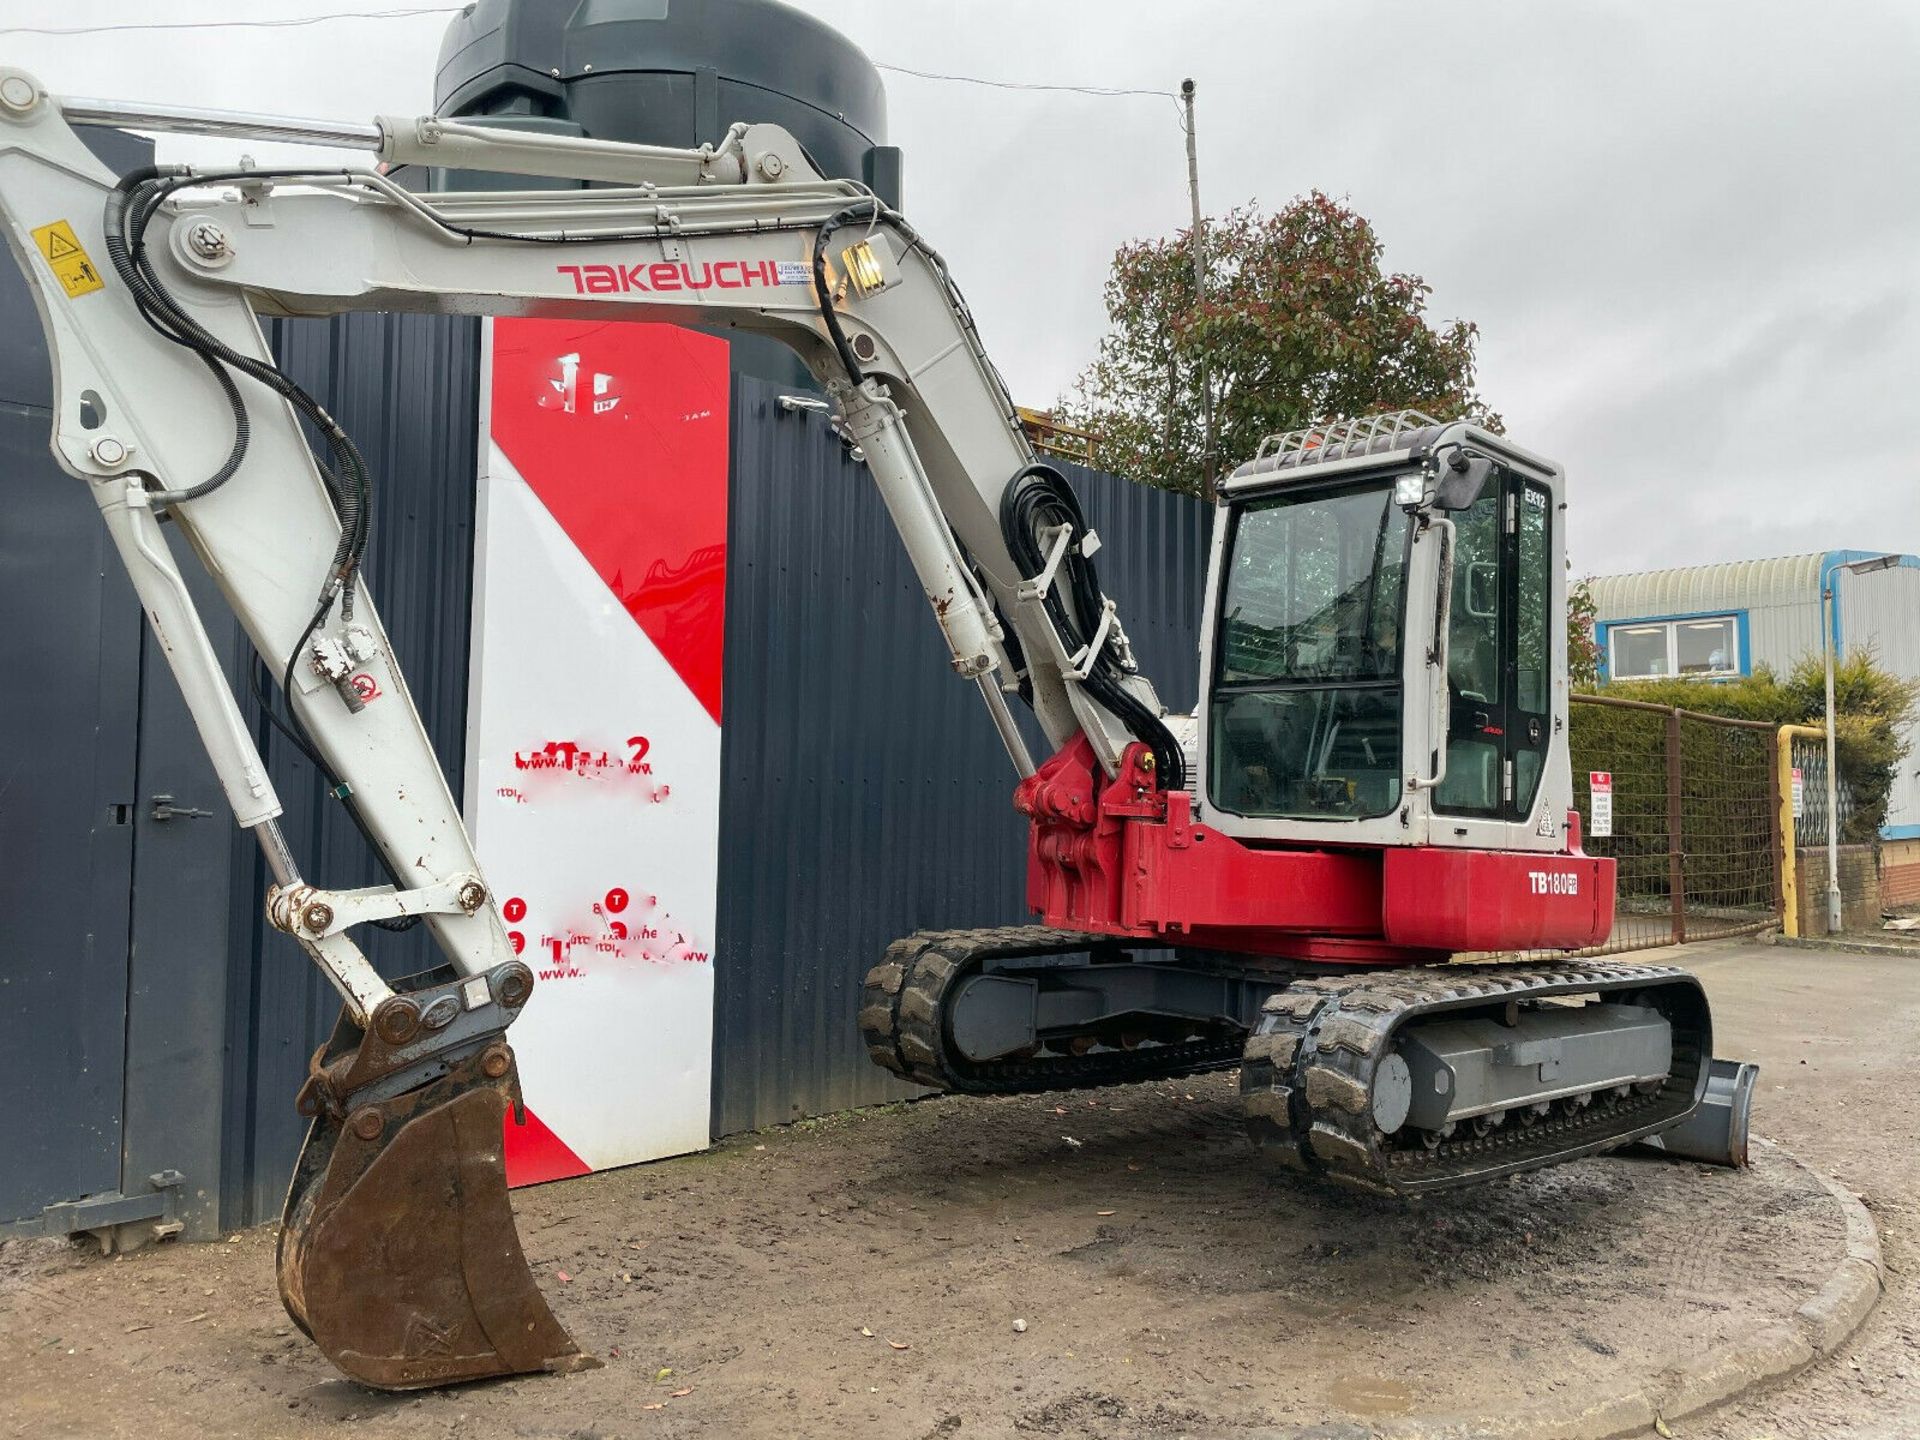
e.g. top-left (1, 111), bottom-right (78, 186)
top-left (30, 219), bottom-right (105, 298)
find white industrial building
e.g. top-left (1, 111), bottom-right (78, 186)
top-left (1588, 551), bottom-right (1920, 842)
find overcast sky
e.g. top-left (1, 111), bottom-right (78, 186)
top-left (10, 1), bottom-right (1916, 577)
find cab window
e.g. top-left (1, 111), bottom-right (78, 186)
top-left (1210, 479), bottom-right (1411, 820)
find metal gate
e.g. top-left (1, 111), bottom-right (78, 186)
top-left (1559, 695), bottom-right (1783, 955)
top-left (0, 126), bottom-right (214, 1246)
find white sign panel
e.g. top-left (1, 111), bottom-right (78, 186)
top-left (1589, 770), bottom-right (1614, 839)
top-left (1791, 765), bottom-right (1805, 819)
top-left (466, 318), bottom-right (730, 1184)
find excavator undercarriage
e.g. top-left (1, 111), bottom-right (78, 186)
top-left (862, 929), bottom-right (1717, 1198)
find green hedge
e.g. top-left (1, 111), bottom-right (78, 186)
top-left (1592, 653), bottom-right (1916, 846)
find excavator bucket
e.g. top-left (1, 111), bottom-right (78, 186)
top-left (277, 971), bottom-right (597, 1390)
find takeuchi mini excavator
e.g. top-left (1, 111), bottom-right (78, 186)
top-left (0, 71), bottom-right (1752, 1390)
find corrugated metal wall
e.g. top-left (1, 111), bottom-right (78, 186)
top-left (1845, 563), bottom-right (1920, 834)
top-left (217, 313), bottom-right (483, 1227)
top-left (710, 375), bottom-right (1211, 1135)
top-left (5, 295), bottom-right (1200, 1225)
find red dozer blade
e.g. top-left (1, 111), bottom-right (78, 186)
top-left (277, 967), bottom-right (597, 1390)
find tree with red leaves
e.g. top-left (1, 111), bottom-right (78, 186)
top-left (1065, 194), bottom-right (1497, 497)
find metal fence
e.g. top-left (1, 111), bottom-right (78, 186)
top-left (1785, 730), bottom-right (1857, 848)
top-left (1554, 695), bottom-right (1782, 956)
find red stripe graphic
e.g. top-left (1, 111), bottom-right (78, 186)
top-left (503, 1102), bottom-right (593, 1187)
top-left (490, 319), bottom-right (731, 724)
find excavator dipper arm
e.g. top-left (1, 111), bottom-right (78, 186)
top-left (0, 74), bottom-right (1181, 1020)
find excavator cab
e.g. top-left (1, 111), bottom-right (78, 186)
top-left (1198, 412), bottom-right (1575, 861)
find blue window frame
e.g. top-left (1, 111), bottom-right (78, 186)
top-left (1597, 609), bottom-right (1750, 681)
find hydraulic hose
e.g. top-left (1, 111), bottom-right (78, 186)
top-left (105, 168), bottom-right (415, 926)
top-left (810, 201), bottom-right (881, 387)
top-left (105, 167), bottom-right (370, 587)
top-left (999, 464), bottom-right (1186, 790)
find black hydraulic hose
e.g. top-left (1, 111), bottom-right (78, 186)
top-left (999, 464), bottom-right (1186, 790)
top-left (810, 199), bottom-right (884, 387)
top-left (108, 168), bottom-right (372, 595)
top-left (103, 167), bottom-right (252, 505)
top-left (110, 169), bottom-right (370, 697)
top-left (993, 587), bottom-right (1034, 707)
top-left (105, 168), bottom-right (415, 925)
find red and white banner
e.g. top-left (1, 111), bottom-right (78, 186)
top-left (466, 317), bottom-right (729, 1185)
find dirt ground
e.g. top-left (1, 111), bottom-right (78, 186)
top-left (2, 938), bottom-right (1915, 1440)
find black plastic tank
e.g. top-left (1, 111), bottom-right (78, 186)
top-left (435, 0), bottom-right (900, 202)
top-left (434, 0), bottom-right (900, 386)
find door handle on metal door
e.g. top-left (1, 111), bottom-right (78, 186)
top-left (150, 794), bottom-right (215, 822)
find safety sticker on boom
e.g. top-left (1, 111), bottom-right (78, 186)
top-left (31, 219), bottom-right (104, 298)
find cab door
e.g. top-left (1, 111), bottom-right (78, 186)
top-left (1433, 467), bottom-right (1554, 827)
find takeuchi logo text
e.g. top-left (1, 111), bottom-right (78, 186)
top-left (556, 259), bottom-right (802, 294)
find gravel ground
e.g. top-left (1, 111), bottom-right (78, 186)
top-left (0, 937), bottom-right (1912, 1439)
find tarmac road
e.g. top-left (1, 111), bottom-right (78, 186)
top-left (1628, 942), bottom-right (1918, 1440)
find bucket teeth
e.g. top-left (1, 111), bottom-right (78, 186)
top-left (278, 973), bottom-right (596, 1390)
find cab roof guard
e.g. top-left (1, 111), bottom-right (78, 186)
top-left (1249, 409), bottom-right (1444, 468)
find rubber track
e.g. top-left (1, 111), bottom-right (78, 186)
top-left (1241, 961), bottom-right (1710, 1196)
top-left (859, 926), bottom-right (1244, 1095)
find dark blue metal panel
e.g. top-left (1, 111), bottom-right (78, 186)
top-left (0, 127), bottom-right (150, 1228)
top-left (710, 376), bottom-right (1209, 1136)
top-left (120, 533), bottom-right (248, 1238)
top-left (216, 312), bottom-right (483, 1227)
top-left (0, 403), bottom-right (142, 1224)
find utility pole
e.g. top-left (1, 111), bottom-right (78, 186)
top-left (1181, 78), bottom-right (1215, 501)
top-left (1822, 579), bottom-right (1842, 934)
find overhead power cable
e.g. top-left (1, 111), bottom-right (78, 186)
top-left (0, 8), bottom-right (1185, 126)
top-left (0, 7), bottom-right (463, 37)
top-left (873, 63), bottom-right (1178, 103)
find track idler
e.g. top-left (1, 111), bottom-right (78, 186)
top-left (278, 963), bottom-right (597, 1390)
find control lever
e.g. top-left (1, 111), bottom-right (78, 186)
top-left (151, 794), bottom-right (215, 822)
